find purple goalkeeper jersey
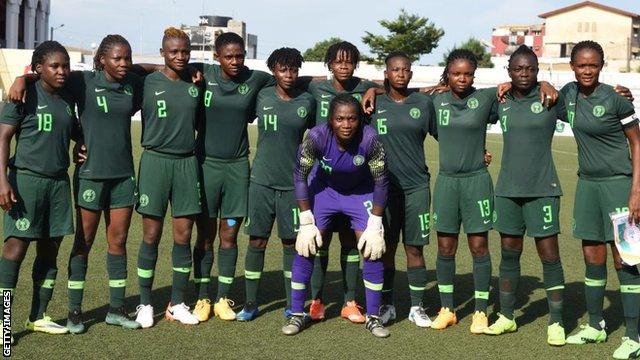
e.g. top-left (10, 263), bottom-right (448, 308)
top-left (294, 123), bottom-right (388, 207)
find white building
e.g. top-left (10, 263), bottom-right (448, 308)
top-left (1, 0), bottom-right (50, 49)
top-left (181, 15), bottom-right (258, 61)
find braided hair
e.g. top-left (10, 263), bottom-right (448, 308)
top-left (508, 45), bottom-right (538, 68)
top-left (266, 47), bottom-right (303, 70)
top-left (440, 49), bottom-right (477, 84)
top-left (214, 32), bottom-right (244, 52)
top-left (93, 34), bottom-right (131, 70)
top-left (31, 40), bottom-right (69, 73)
top-left (570, 40), bottom-right (604, 66)
top-left (324, 41), bottom-right (360, 69)
top-left (162, 27), bottom-right (190, 47)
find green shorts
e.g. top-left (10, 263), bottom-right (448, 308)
top-left (245, 182), bottom-right (298, 240)
top-left (200, 157), bottom-right (249, 219)
top-left (384, 185), bottom-right (431, 246)
top-left (493, 196), bottom-right (560, 237)
top-left (573, 176), bottom-right (631, 242)
top-left (4, 169), bottom-right (73, 240)
top-left (75, 175), bottom-right (137, 211)
top-left (432, 170), bottom-right (494, 234)
top-left (136, 150), bottom-right (202, 218)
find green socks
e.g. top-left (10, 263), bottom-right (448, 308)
top-left (282, 246), bottom-right (295, 309)
top-left (216, 247), bottom-right (238, 300)
top-left (498, 248), bottom-right (521, 320)
top-left (585, 263), bottom-right (607, 330)
top-left (137, 241), bottom-right (158, 306)
top-left (0, 257), bottom-right (19, 294)
top-left (171, 244), bottom-right (192, 305)
top-left (407, 266), bottom-right (428, 307)
top-left (473, 254), bottom-right (491, 312)
top-left (341, 247), bottom-right (360, 303)
top-left (617, 265), bottom-right (640, 339)
top-left (107, 253), bottom-right (127, 309)
top-left (193, 247), bottom-right (213, 300)
top-left (310, 249), bottom-right (328, 300)
top-left (30, 256), bottom-right (58, 321)
top-left (436, 254), bottom-right (455, 309)
top-left (67, 254), bottom-right (87, 311)
top-left (542, 259), bottom-right (565, 325)
top-left (382, 267), bottom-right (395, 305)
top-left (244, 245), bottom-right (265, 304)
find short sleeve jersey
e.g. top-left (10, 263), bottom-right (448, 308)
top-left (294, 124), bottom-right (388, 207)
top-left (197, 63), bottom-right (274, 159)
top-left (495, 85), bottom-right (566, 197)
top-left (251, 87), bottom-right (315, 190)
top-left (432, 87), bottom-right (499, 175)
top-left (308, 78), bottom-right (377, 125)
top-left (369, 92), bottom-right (437, 190)
top-left (561, 82), bottom-right (637, 178)
top-left (141, 71), bottom-right (201, 154)
top-left (68, 70), bottom-right (143, 179)
top-left (0, 81), bottom-right (77, 177)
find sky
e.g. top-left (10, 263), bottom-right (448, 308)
top-left (50, 0), bottom-right (640, 65)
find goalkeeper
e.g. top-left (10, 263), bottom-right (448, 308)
top-left (282, 94), bottom-right (390, 338)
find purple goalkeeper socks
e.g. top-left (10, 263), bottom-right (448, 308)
top-left (290, 254), bottom-right (314, 313)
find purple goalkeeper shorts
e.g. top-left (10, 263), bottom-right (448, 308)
top-left (310, 183), bottom-right (373, 232)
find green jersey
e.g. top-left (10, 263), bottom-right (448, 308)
top-left (251, 87), bottom-right (316, 190)
top-left (308, 78), bottom-right (378, 124)
top-left (141, 71), bottom-right (201, 154)
top-left (0, 81), bottom-right (77, 177)
top-left (433, 87), bottom-right (499, 175)
top-left (495, 85), bottom-right (566, 197)
top-left (561, 82), bottom-right (637, 178)
top-left (370, 92), bottom-right (437, 190)
top-left (68, 70), bottom-right (143, 179)
top-left (197, 63), bottom-right (274, 159)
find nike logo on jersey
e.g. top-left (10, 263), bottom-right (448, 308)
top-left (420, 233), bottom-right (429, 238)
top-left (377, 109), bottom-right (387, 114)
top-left (207, 82), bottom-right (218, 86)
top-left (321, 94), bottom-right (332, 99)
top-left (569, 102), bottom-right (576, 106)
top-left (543, 225), bottom-right (554, 230)
top-left (322, 156), bottom-right (332, 161)
top-left (440, 102), bottom-right (449, 106)
top-left (37, 105), bottom-right (48, 110)
top-left (294, 227), bottom-right (300, 233)
top-left (502, 107), bottom-right (510, 111)
top-left (263, 106), bottom-right (273, 111)
top-left (95, 88), bottom-right (106, 93)
top-left (155, 91), bottom-right (165, 96)
top-left (483, 219), bottom-right (491, 224)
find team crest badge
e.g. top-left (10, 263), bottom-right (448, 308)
top-left (593, 105), bottom-right (605, 117)
top-left (238, 83), bottom-right (250, 95)
top-left (82, 189), bottom-right (96, 203)
top-left (139, 194), bottom-right (149, 207)
top-left (297, 107), bottom-right (307, 118)
top-left (353, 155), bottom-right (365, 166)
top-left (123, 84), bottom-right (133, 96)
top-left (410, 108), bottom-right (421, 119)
top-left (467, 98), bottom-right (479, 109)
top-left (188, 86), bottom-right (199, 98)
top-left (555, 122), bottom-right (565, 133)
top-left (531, 102), bottom-right (544, 114)
top-left (15, 218), bottom-right (30, 231)
top-left (352, 94), bottom-right (362, 101)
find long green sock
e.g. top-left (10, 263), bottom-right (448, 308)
top-left (473, 254), bottom-right (491, 312)
top-left (436, 254), bottom-right (455, 309)
top-left (107, 253), bottom-right (127, 309)
top-left (617, 265), bottom-right (640, 339)
top-left (216, 247), bottom-right (238, 300)
top-left (341, 247), bottom-right (360, 303)
top-left (542, 259), bottom-right (564, 325)
top-left (498, 248), bottom-right (521, 320)
top-left (30, 256), bottom-right (58, 321)
top-left (0, 257), bottom-right (19, 293)
top-left (407, 266), bottom-right (428, 307)
top-left (193, 247), bottom-right (213, 300)
top-left (137, 241), bottom-right (158, 306)
top-left (585, 263), bottom-right (607, 330)
top-left (67, 254), bottom-right (87, 311)
top-left (310, 249), bottom-right (328, 300)
top-left (171, 244), bottom-right (192, 305)
top-left (244, 245), bottom-right (265, 304)
top-left (282, 246), bottom-right (295, 309)
top-left (382, 267), bottom-right (395, 305)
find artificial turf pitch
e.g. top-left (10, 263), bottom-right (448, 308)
top-left (4, 123), bottom-right (631, 359)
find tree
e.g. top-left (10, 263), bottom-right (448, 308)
top-left (303, 37), bottom-right (344, 62)
top-left (362, 9), bottom-right (444, 64)
top-left (440, 38), bottom-right (494, 68)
